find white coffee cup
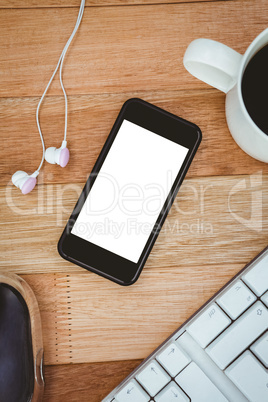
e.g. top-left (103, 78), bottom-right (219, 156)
top-left (183, 29), bottom-right (268, 163)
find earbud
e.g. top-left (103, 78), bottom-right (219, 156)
top-left (45, 140), bottom-right (70, 168)
top-left (11, 0), bottom-right (84, 195)
top-left (12, 170), bottom-right (39, 195)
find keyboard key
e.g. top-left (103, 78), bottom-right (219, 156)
top-left (154, 382), bottom-right (189, 402)
top-left (243, 253), bottom-right (268, 296)
top-left (206, 301), bottom-right (268, 369)
top-left (217, 280), bottom-right (256, 319)
top-left (250, 331), bottom-right (268, 368)
top-left (157, 343), bottom-right (191, 377)
top-left (187, 303), bottom-right (231, 348)
top-left (261, 290), bottom-right (268, 307)
top-left (225, 351), bottom-right (268, 402)
top-left (175, 362), bottom-right (228, 401)
top-left (114, 380), bottom-right (149, 402)
top-left (176, 331), bottom-right (248, 402)
top-left (136, 361), bottom-right (170, 396)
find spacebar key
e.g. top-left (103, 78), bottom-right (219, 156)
top-left (206, 301), bottom-right (268, 369)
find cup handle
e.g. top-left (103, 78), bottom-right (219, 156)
top-left (183, 39), bottom-right (243, 93)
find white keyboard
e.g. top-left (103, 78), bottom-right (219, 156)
top-left (103, 247), bottom-right (268, 402)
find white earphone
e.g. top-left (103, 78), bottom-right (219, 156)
top-left (45, 141), bottom-right (70, 168)
top-left (12, 0), bottom-right (85, 194)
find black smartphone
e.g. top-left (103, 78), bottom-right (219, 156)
top-left (58, 98), bottom-right (202, 285)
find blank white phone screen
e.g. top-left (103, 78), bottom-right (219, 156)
top-left (71, 119), bottom-right (189, 263)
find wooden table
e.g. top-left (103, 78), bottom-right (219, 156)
top-left (1, 0), bottom-right (268, 400)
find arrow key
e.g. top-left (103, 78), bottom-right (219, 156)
top-left (114, 380), bottom-right (150, 402)
top-left (155, 381), bottom-right (190, 401)
top-left (157, 343), bottom-right (191, 377)
top-left (136, 360), bottom-right (170, 396)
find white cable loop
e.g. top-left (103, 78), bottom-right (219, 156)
top-left (36, 0), bottom-right (85, 173)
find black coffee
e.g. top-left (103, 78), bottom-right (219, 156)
top-left (242, 43), bottom-right (268, 135)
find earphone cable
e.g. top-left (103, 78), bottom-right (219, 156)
top-left (60, 0), bottom-right (85, 142)
top-left (35, 0), bottom-right (85, 173)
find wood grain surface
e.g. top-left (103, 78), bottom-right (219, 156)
top-left (43, 360), bottom-right (142, 402)
top-left (2, 90), bottom-right (268, 186)
top-left (2, 174), bottom-right (268, 276)
top-left (0, 0), bottom-right (223, 8)
top-left (20, 261), bottom-right (259, 366)
top-left (0, 1), bottom-right (267, 99)
top-left (1, 0), bottom-right (268, 401)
